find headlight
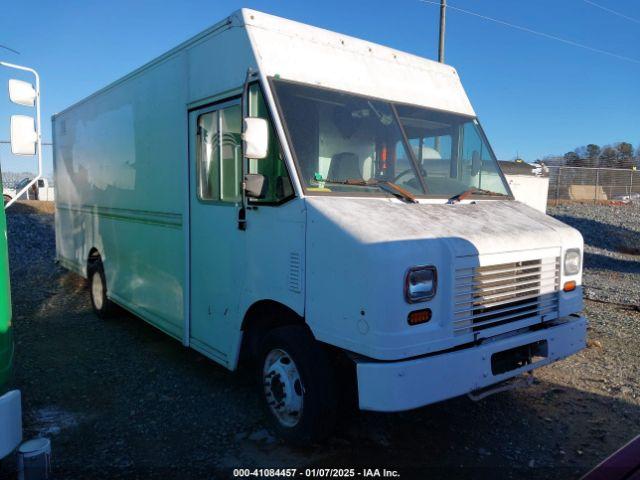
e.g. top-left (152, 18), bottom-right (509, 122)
top-left (405, 266), bottom-right (437, 303)
top-left (564, 249), bottom-right (581, 275)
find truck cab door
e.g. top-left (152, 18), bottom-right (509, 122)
top-left (188, 98), bottom-right (246, 365)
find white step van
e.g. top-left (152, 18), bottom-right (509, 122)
top-left (53, 9), bottom-right (587, 443)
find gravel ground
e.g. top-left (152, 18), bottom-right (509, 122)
top-left (1, 201), bottom-right (639, 479)
top-left (550, 203), bottom-right (640, 306)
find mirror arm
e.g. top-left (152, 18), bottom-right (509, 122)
top-left (238, 67), bottom-right (259, 231)
top-left (1, 62), bottom-right (43, 209)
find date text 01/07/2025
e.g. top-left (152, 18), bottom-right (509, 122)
top-left (232, 468), bottom-right (401, 478)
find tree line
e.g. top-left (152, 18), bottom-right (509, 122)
top-left (540, 142), bottom-right (640, 169)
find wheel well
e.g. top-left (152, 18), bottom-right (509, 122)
top-left (240, 300), bottom-right (358, 409)
top-left (87, 248), bottom-right (102, 270)
top-left (239, 300), bottom-right (307, 365)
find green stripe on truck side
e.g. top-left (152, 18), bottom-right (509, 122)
top-left (56, 204), bottom-right (183, 229)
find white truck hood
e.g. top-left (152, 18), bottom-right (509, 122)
top-left (305, 197), bottom-right (581, 256)
top-left (304, 196), bottom-right (583, 361)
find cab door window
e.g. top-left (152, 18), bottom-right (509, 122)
top-left (196, 103), bottom-right (242, 203)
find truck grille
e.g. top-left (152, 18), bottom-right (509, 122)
top-left (454, 257), bottom-right (561, 335)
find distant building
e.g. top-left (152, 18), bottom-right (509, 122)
top-left (499, 160), bottom-right (549, 212)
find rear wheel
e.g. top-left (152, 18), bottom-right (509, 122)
top-left (258, 325), bottom-right (337, 445)
top-left (88, 260), bottom-right (114, 318)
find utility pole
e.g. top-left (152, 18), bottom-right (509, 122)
top-left (434, 0), bottom-right (446, 154)
top-left (438, 0), bottom-right (447, 63)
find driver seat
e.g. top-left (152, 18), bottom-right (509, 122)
top-left (327, 152), bottom-right (362, 181)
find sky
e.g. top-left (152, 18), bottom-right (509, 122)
top-left (1, 0), bottom-right (639, 176)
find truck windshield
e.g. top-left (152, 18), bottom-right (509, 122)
top-left (272, 79), bottom-right (510, 199)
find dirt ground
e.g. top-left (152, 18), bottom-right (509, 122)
top-left (2, 201), bottom-right (640, 479)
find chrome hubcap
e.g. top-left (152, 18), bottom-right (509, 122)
top-left (91, 272), bottom-right (104, 310)
top-left (263, 349), bottom-right (303, 427)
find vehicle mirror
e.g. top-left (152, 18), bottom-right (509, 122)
top-left (244, 173), bottom-right (269, 199)
top-left (243, 117), bottom-right (269, 159)
top-left (10, 115), bottom-right (37, 156)
top-left (8, 79), bottom-right (36, 107)
top-left (471, 150), bottom-right (482, 176)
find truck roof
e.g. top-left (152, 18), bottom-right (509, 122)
top-left (54, 8), bottom-right (475, 119)
top-left (242, 9), bottom-right (475, 116)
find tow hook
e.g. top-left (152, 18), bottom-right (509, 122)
top-left (467, 372), bottom-right (535, 402)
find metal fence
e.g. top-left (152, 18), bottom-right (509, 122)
top-left (0, 141), bottom-right (53, 191)
top-left (547, 166), bottom-right (640, 204)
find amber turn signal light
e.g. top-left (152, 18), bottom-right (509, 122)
top-left (563, 281), bottom-right (576, 292)
top-left (408, 309), bottom-right (432, 326)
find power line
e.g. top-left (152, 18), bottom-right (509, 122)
top-left (419, 0), bottom-right (640, 65)
top-left (582, 0), bottom-right (640, 25)
top-left (0, 44), bottom-right (20, 55)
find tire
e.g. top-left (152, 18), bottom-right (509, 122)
top-left (257, 325), bottom-right (338, 445)
top-left (88, 260), bottom-right (114, 318)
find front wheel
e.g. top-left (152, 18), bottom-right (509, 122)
top-left (258, 326), bottom-right (337, 445)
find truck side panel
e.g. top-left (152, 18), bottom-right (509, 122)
top-left (53, 25), bottom-right (256, 344)
top-left (0, 206), bottom-right (12, 388)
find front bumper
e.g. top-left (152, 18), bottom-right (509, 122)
top-left (0, 389), bottom-right (22, 459)
top-left (357, 315), bottom-right (586, 412)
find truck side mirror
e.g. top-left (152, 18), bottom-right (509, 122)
top-left (10, 115), bottom-right (37, 156)
top-left (8, 79), bottom-right (36, 107)
top-left (243, 117), bottom-right (269, 159)
top-left (244, 173), bottom-right (269, 199)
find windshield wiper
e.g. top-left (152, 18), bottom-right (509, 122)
top-left (321, 179), bottom-right (418, 203)
top-left (447, 187), bottom-right (508, 204)
top-left (375, 181), bottom-right (419, 203)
